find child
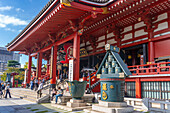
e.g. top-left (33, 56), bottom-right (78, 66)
top-left (55, 87), bottom-right (63, 104)
top-left (51, 88), bottom-right (57, 101)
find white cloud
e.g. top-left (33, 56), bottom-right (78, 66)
top-left (5, 28), bottom-right (16, 32)
top-left (0, 14), bottom-right (28, 27)
top-left (0, 6), bottom-right (12, 11)
top-left (0, 23), bottom-right (6, 28)
top-left (16, 8), bottom-right (24, 12)
top-left (18, 29), bottom-right (22, 32)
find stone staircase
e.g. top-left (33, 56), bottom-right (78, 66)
top-left (51, 93), bottom-right (95, 111)
top-left (10, 88), bottom-right (48, 102)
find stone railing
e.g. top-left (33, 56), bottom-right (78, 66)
top-left (124, 97), bottom-right (170, 113)
top-left (149, 99), bottom-right (170, 113)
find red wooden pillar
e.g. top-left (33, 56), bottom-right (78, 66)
top-left (148, 41), bottom-right (154, 62)
top-left (36, 52), bottom-right (42, 82)
top-left (27, 54), bottom-right (32, 84)
top-left (50, 46), bottom-right (57, 88)
top-left (135, 78), bottom-right (142, 98)
top-left (47, 60), bottom-right (50, 75)
top-left (12, 75), bottom-right (15, 87)
top-left (73, 32), bottom-right (80, 81)
top-left (148, 29), bottom-right (154, 62)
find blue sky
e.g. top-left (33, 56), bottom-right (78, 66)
top-left (0, 0), bottom-right (49, 67)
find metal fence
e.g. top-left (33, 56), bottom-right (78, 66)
top-left (125, 82), bottom-right (136, 98)
top-left (141, 81), bottom-right (170, 100)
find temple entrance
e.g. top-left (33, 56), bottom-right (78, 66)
top-left (122, 44), bottom-right (148, 66)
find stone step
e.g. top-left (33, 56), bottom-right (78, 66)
top-left (11, 91), bottom-right (46, 98)
top-left (10, 88), bottom-right (47, 102)
top-left (92, 104), bottom-right (134, 113)
top-left (12, 94), bottom-right (37, 102)
top-left (51, 103), bottom-right (92, 111)
top-left (10, 89), bottom-right (47, 95)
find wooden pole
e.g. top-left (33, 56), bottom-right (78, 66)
top-left (73, 32), bottom-right (80, 81)
top-left (27, 54), bottom-right (32, 84)
top-left (135, 78), bottom-right (142, 98)
top-left (50, 46), bottom-right (57, 88)
top-left (36, 52), bottom-right (42, 82)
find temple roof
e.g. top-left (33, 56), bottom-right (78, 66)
top-left (6, 0), bottom-right (170, 54)
top-left (6, 0), bottom-right (56, 48)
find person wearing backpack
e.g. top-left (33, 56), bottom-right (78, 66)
top-left (5, 83), bottom-right (11, 98)
top-left (55, 87), bottom-right (63, 104)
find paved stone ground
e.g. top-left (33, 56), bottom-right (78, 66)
top-left (0, 97), bottom-right (153, 113)
top-left (0, 97), bottom-right (84, 113)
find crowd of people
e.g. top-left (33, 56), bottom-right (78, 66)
top-left (29, 78), bottom-right (45, 91)
top-left (0, 82), bottom-right (12, 99)
top-left (29, 77), bottom-right (64, 103)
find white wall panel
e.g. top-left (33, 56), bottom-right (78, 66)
top-left (97, 42), bottom-right (105, 48)
top-left (107, 38), bottom-right (117, 44)
top-left (98, 35), bottom-right (105, 41)
top-left (86, 46), bottom-right (93, 51)
top-left (153, 13), bottom-right (168, 23)
top-left (107, 33), bottom-right (114, 38)
top-left (122, 26), bottom-right (132, 33)
top-left (80, 43), bottom-right (85, 47)
top-left (86, 41), bottom-right (90, 45)
top-left (122, 33), bottom-right (132, 41)
top-left (135, 29), bottom-right (147, 37)
top-left (154, 22), bottom-right (168, 32)
top-left (135, 21), bottom-right (145, 29)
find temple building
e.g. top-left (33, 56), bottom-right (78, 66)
top-left (6, 0), bottom-right (170, 100)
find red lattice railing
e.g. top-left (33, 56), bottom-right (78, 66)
top-left (128, 62), bottom-right (170, 75)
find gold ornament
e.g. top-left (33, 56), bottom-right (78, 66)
top-left (102, 83), bottom-right (107, 91)
top-left (102, 91), bottom-right (107, 100)
top-left (93, 7), bottom-right (96, 10)
top-left (110, 85), bottom-right (114, 89)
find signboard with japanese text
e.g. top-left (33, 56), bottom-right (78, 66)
top-left (68, 59), bottom-right (74, 81)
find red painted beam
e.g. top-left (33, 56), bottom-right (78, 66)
top-left (140, 76), bottom-right (170, 82)
top-left (125, 76), bottom-right (170, 82)
top-left (125, 78), bottom-right (136, 82)
top-left (30, 32), bottom-right (77, 57)
top-left (70, 2), bottom-right (104, 14)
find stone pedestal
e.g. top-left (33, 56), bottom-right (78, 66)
top-left (91, 100), bottom-right (134, 113)
top-left (67, 99), bottom-right (86, 108)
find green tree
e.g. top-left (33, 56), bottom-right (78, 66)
top-left (7, 60), bottom-right (20, 67)
top-left (0, 73), bottom-right (7, 82)
top-left (24, 62), bottom-right (35, 69)
top-left (0, 67), bottom-right (25, 83)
